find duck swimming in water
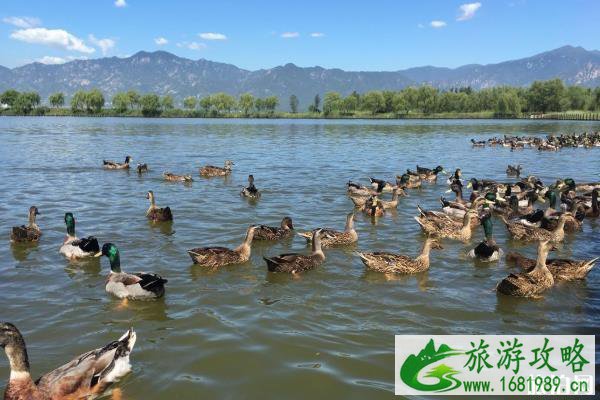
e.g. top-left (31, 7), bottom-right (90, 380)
top-left (199, 160), bottom-right (234, 177)
top-left (0, 322), bottom-right (136, 400)
top-left (163, 172), bottom-right (193, 183)
top-left (241, 175), bottom-right (261, 199)
top-left (298, 212), bottom-right (358, 247)
top-left (357, 237), bottom-right (443, 274)
top-left (59, 212), bottom-right (100, 260)
top-left (496, 240), bottom-right (555, 298)
top-left (96, 243), bottom-right (167, 299)
top-left (253, 217), bottom-right (294, 241)
top-left (187, 226), bottom-right (257, 268)
top-left (264, 229), bottom-right (325, 274)
top-left (103, 155), bottom-right (131, 169)
top-left (468, 204), bottom-right (502, 262)
top-left (146, 191), bottom-right (173, 222)
top-left (10, 206), bottom-right (41, 243)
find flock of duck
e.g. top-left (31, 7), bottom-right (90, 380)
top-left (3, 150), bottom-right (600, 399)
top-left (470, 131), bottom-right (600, 150)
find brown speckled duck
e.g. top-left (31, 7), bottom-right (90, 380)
top-left (241, 175), bottom-right (261, 199)
top-left (506, 251), bottom-right (598, 282)
top-left (253, 217), bottom-right (294, 241)
top-left (501, 213), bottom-right (569, 243)
top-left (298, 213), bottom-right (358, 247)
top-left (163, 172), bottom-right (193, 183)
top-left (361, 195), bottom-right (385, 216)
top-left (496, 240), bottom-right (555, 298)
top-left (199, 160), bottom-right (233, 177)
top-left (1, 322), bottom-right (136, 400)
top-left (10, 206), bottom-right (41, 243)
top-left (103, 155), bottom-right (131, 169)
top-left (146, 191), bottom-right (173, 222)
top-left (414, 206), bottom-right (479, 242)
top-left (187, 226), bottom-right (256, 268)
top-left (357, 237), bottom-right (443, 274)
top-left (264, 229), bottom-right (325, 274)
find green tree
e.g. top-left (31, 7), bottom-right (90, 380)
top-left (140, 94), bottom-right (161, 116)
top-left (495, 92), bottom-right (521, 117)
top-left (85, 89), bottom-right (104, 113)
top-left (565, 86), bottom-right (589, 110)
top-left (71, 90), bottom-right (86, 112)
top-left (361, 91), bottom-right (385, 115)
top-left (48, 92), bottom-right (65, 108)
top-left (127, 90), bottom-right (140, 109)
top-left (161, 95), bottom-right (174, 110)
top-left (183, 96), bottom-right (197, 110)
top-left (1, 89), bottom-right (20, 107)
top-left (239, 93), bottom-right (255, 116)
top-left (592, 88), bottom-right (600, 111)
top-left (112, 92), bottom-right (129, 113)
top-left (392, 92), bottom-right (409, 114)
top-left (527, 79), bottom-right (567, 112)
top-left (323, 92), bottom-right (342, 116)
top-left (12, 92), bottom-right (40, 114)
top-left (340, 94), bottom-right (358, 114)
top-left (308, 94), bottom-right (321, 113)
top-left (199, 95), bottom-right (214, 115)
top-left (289, 94), bottom-right (299, 113)
top-left (212, 92), bottom-right (236, 115)
top-left (263, 96), bottom-right (279, 114)
top-left (254, 98), bottom-right (265, 113)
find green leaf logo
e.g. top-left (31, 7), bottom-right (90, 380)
top-left (400, 339), bottom-right (463, 392)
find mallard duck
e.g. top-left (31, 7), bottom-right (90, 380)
top-left (369, 177), bottom-right (395, 193)
top-left (361, 195), bottom-right (385, 216)
top-left (264, 229), bottom-right (325, 274)
top-left (146, 191), bottom-right (173, 222)
top-left (1, 322), bottom-right (136, 400)
top-left (59, 213), bottom-right (100, 259)
top-left (103, 155), bottom-right (131, 169)
top-left (10, 206), bottom-right (41, 243)
top-left (414, 207), bottom-right (478, 242)
top-left (446, 168), bottom-right (462, 185)
top-left (396, 173), bottom-right (422, 189)
top-left (471, 138), bottom-right (486, 147)
top-left (347, 181), bottom-right (377, 196)
top-left (187, 225), bottom-right (256, 268)
top-left (137, 163), bottom-right (148, 174)
top-left (468, 207), bottom-right (502, 262)
top-left (496, 240), bottom-right (555, 297)
top-left (506, 164), bottom-right (522, 177)
top-left (506, 251), bottom-right (598, 282)
top-left (501, 213), bottom-right (569, 243)
top-left (95, 243), bottom-right (167, 299)
top-left (298, 212), bottom-right (358, 247)
top-left (163, 172), bottom-right (193, 183)
top-left (199, 160), bottom-right (234, 177)
top-left (357, 237), bottom-right (443, 274)
top-left (408, 165), bottom-right (445, 182)
top-left (253, 217), bottom-right (294, 241)
top-left (241, 175), bottom-right (261, 199)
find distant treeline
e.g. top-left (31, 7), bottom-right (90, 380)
top-left (1, 78), bottom-right (599, 118)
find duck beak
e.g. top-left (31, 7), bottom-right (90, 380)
top-left (442, 170), bottom-right (448, 175)
top-left (94, 251), bottom-right (103, 258)
top-left (445, 189), bottom-right (452, 193)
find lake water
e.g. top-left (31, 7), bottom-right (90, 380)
top-left (1, 117), bottom-right (599, 399)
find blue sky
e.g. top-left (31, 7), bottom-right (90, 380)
top-left (0, 0), bottom-right (598, 70)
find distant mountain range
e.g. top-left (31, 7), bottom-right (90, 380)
top-left (1, 45), bottom-right (599, 109)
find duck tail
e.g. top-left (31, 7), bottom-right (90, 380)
top-left (583, 257), bottom-right (599, 272)
top-left (296, 232), bottom-right (312, 241)
top-left (416, 204), bottom-right (427, 217)
top-left (413, 216), bottom-right (425, 227)
top-left (163, 207), bottom-right (173, 220)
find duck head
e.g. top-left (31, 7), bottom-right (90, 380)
top-left (95, 243), bottom-right (121, 272)
top-left (64, 212), bottom-right (76, 236)
top-left (124, 155), bottom-right (132, 164)
top-left (281, 217), bottom-right (294, 230)
top-left (225, 160), bottom-right (234, 170)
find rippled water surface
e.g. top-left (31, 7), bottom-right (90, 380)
top-left (1, 117), bottom-right (599, 399)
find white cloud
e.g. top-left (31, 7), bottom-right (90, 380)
top-left (457, 2), bottom-right (482, 21)
top-left (88, 34), bottom-right (115, 55)
top-left (36, 56), bottom-right (67, 64)
top-left (10, 28), bottom-right (95, 53)
top-left (154, 37), bottom-right (168, 45)
top-left (281, 32), bottom-right (299, 38)
top-left (2, 16), bottom-right (41, 28)
top-left (36, 55), bottom-right (87, 64)
top-left (430, 20), bottom-right (447, 28)
top-left (176, 41), bottom-right (206, 50)
top-left (114, 0), bottom-right (127, 7)
top-left (199, 32), bottom-right (227, 40)
top-left (310, 32), bottom-right (325, 38)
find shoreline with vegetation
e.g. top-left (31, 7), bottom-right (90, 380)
top-left (1, 78), bottom-right (599, 120)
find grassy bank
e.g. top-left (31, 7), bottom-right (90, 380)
top-left (2, 108), bottom-right (600, 120)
